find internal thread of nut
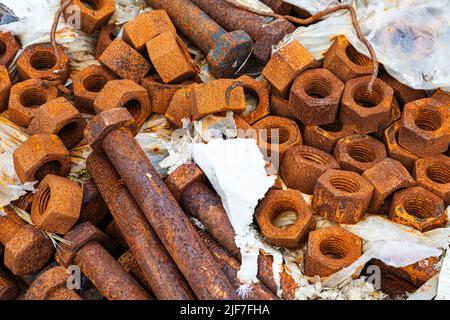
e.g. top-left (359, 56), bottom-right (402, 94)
top-left (348, 143), bottom-right (376, 163)
top-left (30, 51), bottom-right (57, 71)
top-left (426, 163), bottom-right (450, 184)
top-left (330, 176), bottom-right (360, 193)
top-left (415, 108), bottom-right (442, 131)
top-left (81, 0), bottom-right (101, 10)
top-left (38, 187), bottom-right (51, 216)
top-left (353, 84), bottom-right (382, 108)
top-left (304, 78), bottom-right (331, 99)
top-left (319, 120), bottom-right (344, 133)
top-left (264, 126), bottom-right (291, 145)
top-left (35, 161), bottom-right (62, 181)
top-left (20, 88), bottom-right (47, 108)
top-left (123, 99), bottom-right (142, 119)
top-left (345, 45), bottom-right (371, 67)
top-left (270, 204), bottom-right (298, 228)
top-left (0, 40), bottom-right (6, 57)
top-left (319, 237), bottom-right (349, 259)
top-left (404, 197), bottom-right (435, 219)
top-left (83, 74), bottom-right (108, 93)
top-left (299, 151), bottom-right (327, 166)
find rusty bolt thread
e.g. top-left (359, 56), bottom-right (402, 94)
top-left (0, 266), bottom-right (19, 300)
top-left (87, 151), bottom-right (195, 300)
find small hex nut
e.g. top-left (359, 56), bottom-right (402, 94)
top-left (334, 134), bottom-right (387, 174)
top-left (379, 73), bottom-right (426, 107)
top-left (165, 164), bottom-right (205, 201)
top-left (303, 120), bottom-right (354, 154)
top-left (389, 186), bottom-right (447, 232)
top-left (262, 40), bottom-right (317, 98)
top-left (398, 98), bottom-right (450, 158)
top-left (165, 85), bottom-right (195, 127)
top-left (414, 154), bottom-right (450, 206)
top-left (289, 68), bottom-right (344, 126)
top-left (312, 169), bottom-right (374, 224)
top-left (281, 145), bottom-right (340, 194)
top-left (0, 65), bottom-right (11, 112)
top-left (0, 32), bottom-right (20, 67)
top-left (255, 189), bottom-right (314, 249)
top-left (8, 78), bottom-right (58, 127)
top-left (28, 97), bottom-right (87, 148)
top-left (31, 175), bottom-right (83, 235)
top-left (304, 226), bottom-right (362, 277)
top-left (63, 0), bottom-right (116, 34)
top-left (362, 158), bottom-right (416, 214)
top-left (270, 93), bottom-right (295, 120)
top-left (13, 134), bottom-right (71, 183)
top-left (95, 24), bottom-right (119, 59)
top-left (383, 121), bottom-right (419, 172)
top-left (323, 36), bottom-right (373, 82)
top-left (238, 75), bottom-right (270, 124)
top-left (340, 76), bottom-right (394, 134)
top-left (72, 64), bottom-right (117, 114)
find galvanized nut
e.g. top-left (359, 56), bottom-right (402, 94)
top-left (303, 120), bottom-right (354, 154)
top-left (63, 0), bottom-right (116, 34)
top-left (383, 121), bottom-right (419, 172)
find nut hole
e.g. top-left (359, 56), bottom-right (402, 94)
top-left (348, 143), bottom-right (376, 163)
top-left (270, 203), bottom-right (299, 228)
top-left (123, 99), bottom-right (142, 120)
top-left (0, 40), bottom-right (6, 58)
top-left (404, 197), bottom-right (435, 220)
top-left (345, 45), bottom-right (371, 67)
top-left (414, 108), bottom-right (442, 131)
top-left (330, 176), bottom-right (360, 193)
top-left (20, 88), bottom-right (47, 108)
top-left (83, 74), bottom-right (108, 93)
top-left (319, 120), bottom-right (344, 133)
top-left (243, 87), bottom-right (259, 115)
top-left (353, 84), bottom-right (382, 108)
top-left (30, 51), bottom-right (57, 71)
top-left (304, 78), bottom-right (331, 99)
top-left (426, 163), bottom-right (450, 184)
top-left (34, 161), bottom-right (62, 181)
top-left (299, 151), bottom-right (327, 166)
top-left (38, 187), bottom-right (51, 216)
top-left (319, 237), bottom-right (349, 259)
top-left (263, 126), bottom-right (291, 145)
top-left (57, 121), bottom-right (84, 146)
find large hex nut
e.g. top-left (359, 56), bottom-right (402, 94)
top-left (398, 98), bottom-right (450, 158)
top-left (94, 79), bottom-right (152, 132)
top-left (303, 120), bottom-right (354, 154)
top-left (255, 189), bottom-right (313, 249)
top-left (334, 134), bottom-right (387, 174)
top-left (379, 73), bottom-right (426, 107)
top-left (362, 158), bottom-right (416, 214)
top-left (165, 85), bottom-right (195, 127)
top-left (238, 75), bottom-right (270, 124)
top-left (414, 154), bottom-right (450, 206)
top-left (63, 0), bottom-right (116, 34)
top-left (270, 93), bottom-right (295, 120)
top-left (0, 32), bottom-right (20, 67)
top-left (323, 36), bottom-right (373, 82)
top-left (304, 226), bottom-right (362, 277)
top-left (72, 64), bottom-right (117, 114)
top-left (13, 134), bottom-right (71, 183)
top-left (146, 32), bottom-right (196, 84)
top-left (262, 40), bottom-right (317, 98)
top-left (383, 121), bottom-right (419, 172)
top-left (28, 97), bottom-right (87, 148)
top-left (289, 68), bottom-right (344, 126)
top-left (340, 76), bottom-right (394, 134)
top-left (0, 65), bottom-right (11, 112)
top-left (8, 78), bottom-right (58, 127)
top-left (31, 175), bottom-right (82, 234)
top-left (281, 145), bottom-right (340, 195)
top-left (389, 186), bottom-right (447, 232)
top-left (95, 24), bottom-right (119, 59)
top-left (99, 39), bottom-right (151, 83)
top-left (165, 163), bottom-right (205, 201)
top-left (312, 169), bottom-right (374, 224)
top-left (17, 43), bottom-right (70, 84)
top-left (123, 10), bottom-right (176, 52)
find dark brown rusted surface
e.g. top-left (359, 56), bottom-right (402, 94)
top-left (303, 120), bottom-right (354, 154)
top-left (95, 24), bottom-right (119, 59)
top-left (63, 0), bottom-right (116, 34)
top-left (238, 75), bottom-right (270, 124)
top-left (432, 89), bottom-right (450, 105)
top-left (118, 250), bottom-right (155, 294)
top-left (379, 73), bottom-right (426, 108)
top-left (0, 32), bottom-right (20, 67)
top-left (0, 65), bottom-right (11, 112)
top-left (383, 121), bottom-right (419, 172)
top-left (79, 179), bottom-right (110, 224)
top-left (260, 0), bottom-right (292, 14)
top-left (371, 96), bottom-right (401, 141)
top-left (270, 93), bottom-right (295, 119)
top-left (0, 266), bottom-right (19, 300)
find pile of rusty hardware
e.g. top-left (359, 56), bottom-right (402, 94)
top-left (0, 0), bottom-right (449, 301)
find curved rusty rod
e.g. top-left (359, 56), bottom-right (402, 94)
top-left (50, 0), bottom-right (71, 80)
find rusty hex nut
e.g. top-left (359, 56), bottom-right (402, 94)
top-left (270, 93), bottom-right (295, 120)
top-left (28, 97), bottom-right (87, 148)
top-left (389, 186), bottom-right (447, 232)
top-left (0, 32), bottom-right (20, 67)
top-left (262, 40), bottom-right (317, 98)
top-left (255, 189), bottom-right (313, 249)
top-left (13, 134), bottom-right (71, 183)
top-left (312, 169), bottom-right (374, 224)
top-left (165, 163), bottom-right (205, 201)
top-left (334, 134), bottom-right (387, 174)
top-left (165, 85), bottom-right (195, 127)
top-left (17, 43), bottom-right (70, 84)
top-left (381, 257), bottom-right (440, 288)
top-left (94, 79), bottom-right (152, 132)
top-left (398, 98), bottom-right (450, 158)
top-left (379, 73), bottom-right (426, 107)
top-left (340, 76), bottom-right (394, 134)
top-left (238, 75), bottom-right (270, 124)
top-left (362, 158), bottom-right (416, 214)
top-left (383, 121), bottom-right (419, 172)
top-left (289, 68), bottom-right (344, 126)
top-left (414, 154), bottom-right (450, 206)
top-left (95, 24), bottom-right (119, 59)
top-left (99, 39), bottom-right (151, 83)
top-left (304, 226), bottom-right (362, 277)
top-left (0, 267), bottom-right (19, 300)
top-left (281, 145), bottom-right (340, 195)
top-left (31, 174), bottom-right (83, 235)
top-left (63, 0), bottom-right (116, 34)
top-left (432, 89), bottom-right (450, 105)
top-left (72, 64), bottom-right (117, 114)
top-left (303, 120), bottom-right (354, 154)
top-left (371, 96), bottom-right (402, 141)
top-left (0, 65), bottom-right (11, 112)
top-left (79, 180), bottom-right (109, 224)
top-left (323, 36), bottom-right (373, 82)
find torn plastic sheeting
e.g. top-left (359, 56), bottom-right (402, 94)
top-left (436, 249), bottom-right (450, 300)
top-left (407, 274), bottom-right (439, 300)
top-left (283, 0), bottom-right (346, 14)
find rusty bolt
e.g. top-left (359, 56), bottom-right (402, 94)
top-left (99, 39), bottom-right (151, 83)
top-left (79, 179), bottom-right (109, 225)
top-left (379, 73), bottom-right (427, 107)
top-left (289, 68), bottom-right (344, 126)
top-left (0, 266), bottom-right (19, 300)
top-left (17, 43), bottom-right (70, 84)
top-left (146, 32), bottom-right (196, 84)
top-left (398, 98), bottom-right (450, 158)
top-left (262, 40), bottom-right (317, 98)
top-left (334, 134), bottom-right (387, 174)
top-left (63, 0), bottom-right (116, 34)
top-left (25, 266), bottom-right (81, 300)
top-left (323, 36), bottom-right (373, 82)
top-left (304, 226), bottom-right (362, 277)
top-left (13, 134), bottom-right (71, 183)
top-left (362, 158), bottom-right (416, 214)
top-left (383, 121), bottom-right (419, 172)
top-left (95, 24), bottom-right (119, 59)
top-left (303, 120), bottom-right (354, 154)
top-left (340, 76), bottom-right (394, 134)
top-left (414, 154), bottom-right (450, 206)
top-left (260, 0), bottom-right (292, 14)
top-left (255, 189), bottom-right (314, 249)
top-left (389, 186), bottom-right (447, 232)
top-left (0, 32), bottom-right (20, 67)
top-left (270, 93), bottom-right (295, 120)
top-left (0, 65), bottom-right (11, 112)
top-left (165, 85), bottom-right (195, 127)
top-left (238, 75), bottom-right (270, 124)
top-left (72, 64), bottom-right (117, 114)
top-left (31, 174), bottom-right (82, 235)
top-left (28, 97), bottom-right (87, 148)
top-left (312, 169), bottom-right (374, 224)
top-left (8, 78), bottom-right (58, 127)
